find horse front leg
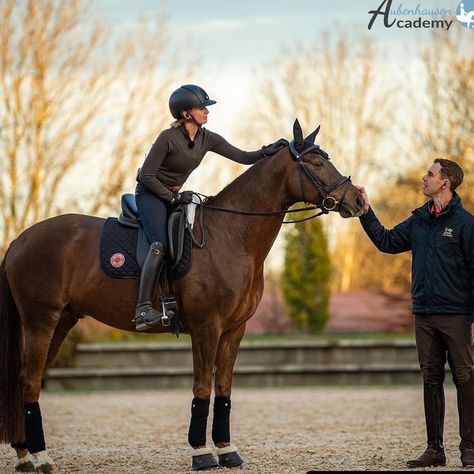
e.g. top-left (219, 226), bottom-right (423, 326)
top-left (212, 323), bottom-right (246, 468)
top-left (188, 323), bottom-right (220, 471)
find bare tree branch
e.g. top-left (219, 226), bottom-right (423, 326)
top-left (240, 32), bottom-right (398, 290)
top-left (0, 1), bottom-right (190, 250)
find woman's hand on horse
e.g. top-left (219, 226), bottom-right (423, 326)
top-left (261, 138), bottom-right (289, 157)
top-left (355, 185), bottom-right (370, 214)
top-left (172, 191), bottom-right (194, 205)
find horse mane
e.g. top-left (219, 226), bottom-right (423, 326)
top-left (204, 119), bottom-right (324, 206)
top-left (204, 156), bottom-right (269, 206)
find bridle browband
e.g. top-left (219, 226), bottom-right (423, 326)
top-left (288, 140), bottom-right (351, 214)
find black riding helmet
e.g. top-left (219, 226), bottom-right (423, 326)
top-left (169, 84), bottom-right (217, 119)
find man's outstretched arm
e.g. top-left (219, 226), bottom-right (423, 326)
top-left (355, 185), bottom-right (412, 254)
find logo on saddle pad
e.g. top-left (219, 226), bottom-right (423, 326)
top-left (442, 227), bottom-right (453, 238)
top-left (110, 252), bottom-right (126, 268)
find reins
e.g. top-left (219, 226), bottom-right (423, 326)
top-left (194, 195), bottom-right (324, 223)
top-left (183, 194), bottom-right (323, 251)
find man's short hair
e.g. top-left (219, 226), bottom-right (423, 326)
top-left (434, 158), bottom-right (464, 192)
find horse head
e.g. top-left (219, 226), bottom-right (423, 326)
top-left (282, 119), bottom-right (364, 218)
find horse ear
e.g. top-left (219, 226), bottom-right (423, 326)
top-left (305, 125), bottom-right (320, 144)
top-left (293, 119), bottom-right (304, 144)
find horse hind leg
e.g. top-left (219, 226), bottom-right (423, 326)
top-left (8, 311), bottom-right (78, 473)
top-left (10, 442), bottom-right (35, 472)
top-left (0, 259), bottom-right (36, 472)
top-left (45, 310), bottom-right (80, 367)
top-left (20, 311), bottom-right (63, 474)
top-left (212, 324), bottom-right (246, 468)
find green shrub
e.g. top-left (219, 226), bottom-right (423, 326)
top-left (282, 215), bottom-right (331, 333)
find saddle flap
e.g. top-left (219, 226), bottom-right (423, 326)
top-left (168, 210), bottom-right (187, 266)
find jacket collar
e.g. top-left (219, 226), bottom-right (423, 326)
top-left (413, 193), bottom-right (461, 221)
top-left (179, 124), bottom-right (203, 141)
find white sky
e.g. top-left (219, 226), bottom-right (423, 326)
top-left (93, 0), bottom-right (462, 137)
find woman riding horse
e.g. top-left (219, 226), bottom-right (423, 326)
top-left (134, 84), bottom-right (288, 331)
top-left (0, 116), bottom-right (365, 473)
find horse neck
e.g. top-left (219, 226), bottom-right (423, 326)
top-left (209, 154), bottom-right (292, 265)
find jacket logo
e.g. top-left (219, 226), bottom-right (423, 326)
top-left (442, 227), bottom-right (453, 238)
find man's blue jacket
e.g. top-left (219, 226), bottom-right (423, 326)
top-left (359, 194), bottom-right (474, 319)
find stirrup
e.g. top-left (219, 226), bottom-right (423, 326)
top-left (161, 296), bottom-right (177, 327)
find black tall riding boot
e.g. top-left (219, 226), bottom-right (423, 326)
top-left (133, 241), bottom-right (165, 331)
top-left (457, 375), bottom-right (474, 467)
top-left (406, 383), bottom-right (446, 468)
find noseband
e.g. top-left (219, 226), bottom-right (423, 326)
top-left (289, 140), bottom-right (351, 213)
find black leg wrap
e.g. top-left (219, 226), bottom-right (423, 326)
top-left (212, 396), bottom-right (231, 445)
top-left (11, 441), bottom-right (27, 449)
top-left (188, 398), bottom-right (210, 448)
top-left (24, 402), bottom-right (46, 454)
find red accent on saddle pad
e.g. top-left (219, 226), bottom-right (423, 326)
top-left (110, 253), bottom-right (126, 268)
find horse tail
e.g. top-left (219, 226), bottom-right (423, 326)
top-left (0, 247), bottom-right (24, 444)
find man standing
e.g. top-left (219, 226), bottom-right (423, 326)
top-left (357, 158), bottom-right (474, 468)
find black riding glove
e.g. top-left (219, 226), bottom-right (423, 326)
top-left (260, 138), bottom-right (289, 157)
top-left (171, 190), bottom-right (194, 205)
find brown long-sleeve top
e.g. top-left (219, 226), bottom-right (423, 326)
top-left (138, 125), bottom-right (262, 201)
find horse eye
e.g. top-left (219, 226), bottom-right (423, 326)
top-left (314, 161), bottom-right (323, 167)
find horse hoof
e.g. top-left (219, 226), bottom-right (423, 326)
top-left (33, 451), bottom-right (56, 473)
top-left (192, 447), bottom-right (218, 471)
top-left (15, 453), bottom-right (35, 472)
top-left (15, 461), bottom-right (35, 473)
top-left (34, 465), bottom-right (55, 474)
top-left (218, 451), bottom-right (244, 468)
top-left (217, 446), bottom-right (244, 468)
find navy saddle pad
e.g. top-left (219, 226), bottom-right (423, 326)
top-left (99, 217), bottom-right (191, 280)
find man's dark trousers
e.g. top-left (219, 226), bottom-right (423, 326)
top-left (415, 314), bottom-right (474, 465)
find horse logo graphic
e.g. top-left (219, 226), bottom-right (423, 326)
top-left (456, 1), bottom-right (474, 28)
top-left (442, 227), bottom-right (454, 238)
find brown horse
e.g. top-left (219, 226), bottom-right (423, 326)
top-left (0, 121), bottom-right (364, 473)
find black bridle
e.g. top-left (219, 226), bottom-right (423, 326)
top-left (288, 140), bottom-right (351, 214)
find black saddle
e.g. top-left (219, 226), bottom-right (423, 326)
top-left (99, 194), bottom-right (192, 280)
top-left (118, 194), bottom-right (189, 268)
top-left (116, 194), bottom-right (149, 268)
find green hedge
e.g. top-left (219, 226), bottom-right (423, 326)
top-left (282, 216), bottom-right (331, 333)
